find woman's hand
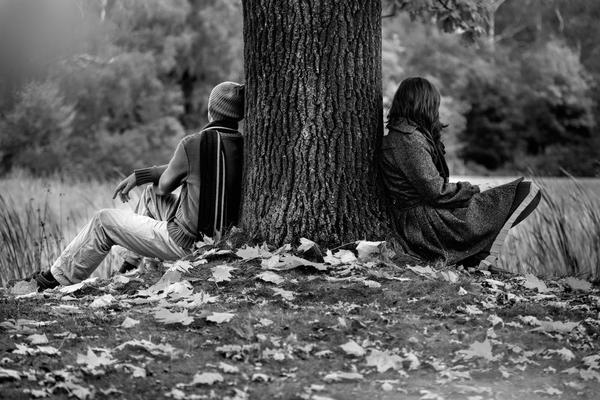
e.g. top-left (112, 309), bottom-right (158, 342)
top-left (113, 173), bottom-right (137, 203)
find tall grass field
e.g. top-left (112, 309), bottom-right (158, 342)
top-left (0, 172), bottom-right (132, 286)
top-left (1, 173), bottom-right (599, 286)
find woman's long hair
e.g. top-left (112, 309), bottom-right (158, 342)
top-left (387, 77), bottom-right (446, 141)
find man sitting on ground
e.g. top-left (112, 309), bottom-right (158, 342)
top-left (31, 81), bottom-right (245, 290)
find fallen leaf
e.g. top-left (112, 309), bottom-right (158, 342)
top-left (236, 245), bottom-right (268, 260)
top-left (36, 346), bottom-right (60, 356)
top-left (76, 347), bottom-right (116, 370)
top-left (251, 373), bottom-right (271, 382)
top-left (457, 339), bottom-right (498, 361)
top-left (190, 371), bottom-right (223, 385)
top-left (521, 316), bottom-right (579, 333)
top-left (165, 388), bottom-right (187, 399)
top-left (26, 334), bottom-right (49, 345)
top-left (258, 318), bottom-right (273, 327)
top-left (137, 270), bottom-right (182, 296)
top-left (206, 312), bottom-right (235, 324)
top-left (118, 363), bottom-right (146, 378)
top-left (274, 243), bottom-right (292, 254)
top-left (355, 240), bottom-right (384, 260)
top-left (334, 249), bottom-right (357, 264)
top-left (315, 350), bottom-right (333, 358)
top-left (323, 371), bottom-right (363, 382)
top-left (60, 277), bottom-right (99, 294)
top-left (381, 382), bottom-right (394, 392)
top-left (51, 304), bottom-right (81, 315)
top-left (257, 271), bottom-right (285, 285)
top-left (89, 294), bottom-right (116, 308)
top-left (438, 270), bottom-right (459, 283)
top-left (218, 362), bottom-right (239, 374)
top-left (403, 350), bottom-right (421, 370)
top-left (115, 339), bottom-right (177, 357)
top-left (164, 281), bottom-right (194, 300)
top-left (534, 387), bottom-right (563, 396)
top-left (487, 315), bottom-right (504, 327)
top-left (121, 317), bottom-right (139, 329)
top-left (13, 343), bottom-right (37, 355)
top-left (363, 279), bottom-right (382, 288)
top-left (297, 237), bottom-right (317, 253)
top-left (340, 340), bottom-right (366, 357)
top-left (564, 277), bottom-right (591, 292)
top-left (279, 254), bottom-right (328, 271)
top-left (439, 368), bottom-right (471, 381)
top-left (262, 348), bottom-right (286, 360)
top-left (462, 305), bottom-right (483, 315)
top-left (406, 265), bottom-right (437, 279)
top-left (272, 288), bottom-right (296, 301)
top-left (170, 260), bottom-right (193, 273)
top-left (323, 250), bottom-right (343, 266)
top-left (579, 368), bottom-right (600, 382)
top-left (366, 349), bottom-right (403, 372)
top-left (522, 274), bottom-right (550, 293)
top-left (582, 354), bottom-right (600, 370)
top-left (23, 388), bottom-right (48, 398)
top-left (547, 347), bottom-right (576, 361)
top-left (154, 308), bottom-right (193, 326)
top-left (261, 255), bottom-right (285, 269)
top-left (111, 275), bottom-right (130, 285)
top-left (216, 344), bottom-right (260, 360)
top-left (419, 389), bottom-right (444, 400)
top-left (211, 265), bottom-right (236, 283)
top-left (0, 367), bottom-right (20, 381)
top-left (174, 291), bottom-right (218, 309)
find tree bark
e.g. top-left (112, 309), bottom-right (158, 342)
top-left (241, 0), bottom-right (390, 246)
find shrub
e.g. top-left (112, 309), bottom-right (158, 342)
top-left (0, 81), bottom-right (75, 174)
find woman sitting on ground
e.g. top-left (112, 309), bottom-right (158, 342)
top-left (380, 77), bottom-right (541, 270)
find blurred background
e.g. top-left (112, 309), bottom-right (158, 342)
top-left (0, 0), bottom-right (599, 284)
top-left (0, 0), bottom-right (598, 178)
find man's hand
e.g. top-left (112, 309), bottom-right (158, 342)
top-left (113, 173), bottom-right (137, 203)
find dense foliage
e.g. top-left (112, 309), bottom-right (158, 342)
top-left (0, 0), bottom-right (242, 177)
top-left (0, 0), bottom-right (598, 177)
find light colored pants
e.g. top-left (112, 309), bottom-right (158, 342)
top-left (51, 186), bottom-right (191, 285)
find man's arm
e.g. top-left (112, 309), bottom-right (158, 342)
top-left (113, 165), bottom-right (167, 203)
top-left (156, 140), bottom-right (188, 196)
top-left (113, 139), bottom-right (188, 202)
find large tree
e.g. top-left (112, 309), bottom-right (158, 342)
top-left (241, 0), bottom-right (388, 246)
top-left (240, 0), bottom-right (494, 246)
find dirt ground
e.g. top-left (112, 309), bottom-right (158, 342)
top-left (1, 241), bottom-right (599, 400)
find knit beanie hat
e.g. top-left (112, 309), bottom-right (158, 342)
top-left (208, 81), bottom-right (245, 121)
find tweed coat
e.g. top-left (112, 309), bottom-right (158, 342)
top-left (380, 119), bottom-right (521, 264)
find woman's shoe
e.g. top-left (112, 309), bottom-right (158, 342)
top-left (479, 182), bottom-right (541, 271)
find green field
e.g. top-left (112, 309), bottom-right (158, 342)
top-left (1, 173), bottom-right (599, 286)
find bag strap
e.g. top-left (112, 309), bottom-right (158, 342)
top-left (196, 127), bottom-right (226, 240)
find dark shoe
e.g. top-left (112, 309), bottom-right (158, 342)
top-left (511, 183), bottom-right (542, 227)
top-left (118, 261), bottom-right (138, 274)
top-left (479, 182), bottom-right (541, 270)
top-left (27, 270), bottom-right (60, 292)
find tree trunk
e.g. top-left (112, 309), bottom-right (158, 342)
top-left (241, 0), bottom-right (390, 246)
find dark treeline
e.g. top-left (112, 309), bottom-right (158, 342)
top-left (0, 0), bottom-right (599, 178)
